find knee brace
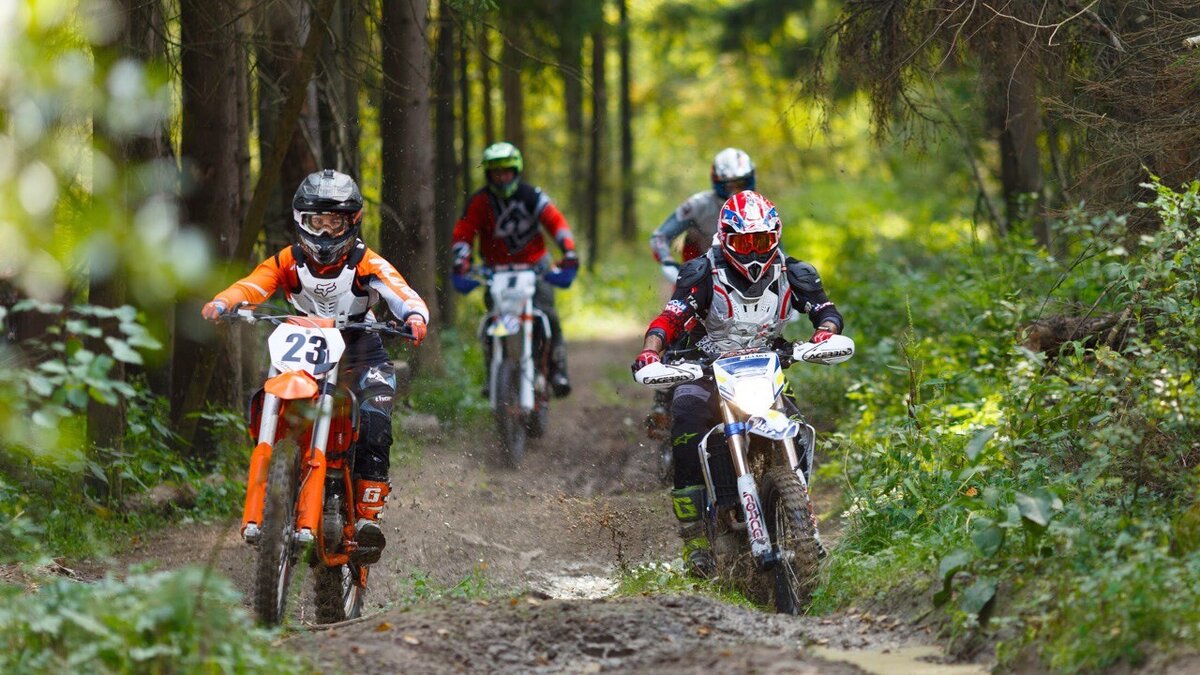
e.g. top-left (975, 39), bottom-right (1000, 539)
top-left (355, 410), bottom-right (392, 481)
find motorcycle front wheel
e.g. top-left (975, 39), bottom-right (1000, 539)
top-left (495, 359), bottom-right (527, 468)
top-left (760, 465), bottom-right (822, 614)
top-left (314, 562), bottom-right (365, 623)
top-left (253, 438), bottom-right (301, 626)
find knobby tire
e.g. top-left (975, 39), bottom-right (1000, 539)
top-left (253, 438), bottom-right (301, 626)
top-left (761, 465), bottom-right (822, 614)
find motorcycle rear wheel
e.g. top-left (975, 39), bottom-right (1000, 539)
top-left (253, 438), bottom-right (301, 626)
top-left (314, 563), bottom-right (365, 623)
top-left (495, 360), bottom-right (527, 468)
top-left (760, 465), bottom-right (822, 614)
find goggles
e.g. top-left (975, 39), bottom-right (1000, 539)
top-left (299, 212), bottom-right (353, 238)
top-left (725, 230), bottom-right (778, 255)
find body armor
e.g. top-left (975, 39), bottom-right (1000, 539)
top-left (698, 249), bottom-right (789, 353)
top-left (287, 246), bottom-right (371, 319)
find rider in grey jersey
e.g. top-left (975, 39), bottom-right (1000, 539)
top-left (648, 148), bottom-right (756, 283)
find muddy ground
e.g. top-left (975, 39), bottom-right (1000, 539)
top-left (85, 335), bottom-right (990, 674)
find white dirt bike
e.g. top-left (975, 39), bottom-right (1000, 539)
top-left (479, 265), bottom-right (554, 468)
top-left (634, 335), bottom-right (855, 613)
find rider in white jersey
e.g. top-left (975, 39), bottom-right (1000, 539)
top-left (633, 190), bottom-right (843, 577)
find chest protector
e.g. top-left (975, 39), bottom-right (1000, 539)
top-left (699, 250), bottom-right (790, 353)
top-left (287, 244), bottom-right (371, 319)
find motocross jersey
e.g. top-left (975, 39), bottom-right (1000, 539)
top-left (645, 248), bottom-right (843, 353)
top-left (649, 190), bottom-right (724, 264)
top-left (212, 242), bottom-right (430, 324)
top-left (452, 182), bottom-right (575, 267)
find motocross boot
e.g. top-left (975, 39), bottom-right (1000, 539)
top-left (353, 479), bottom-right (390, 564)
top-left (672, 485), bottom-right (715, 578)
top-left (549, 344), bottom-right (571, 398)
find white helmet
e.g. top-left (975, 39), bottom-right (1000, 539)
top-left (711, 148), bottom-right (756, 199)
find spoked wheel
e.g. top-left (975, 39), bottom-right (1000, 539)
top-left (760, 465), bottom-right (823, 614)
top-left (314, 562), bottom-right (365, 623)
top-left (527, 371), bottom-right (550, 439)
top-left (495, 359), bottom-right (527, 468)
top-left (253, 438), bottom-right (302, 626)
top-left (658, 439), bottom-right (674, 486)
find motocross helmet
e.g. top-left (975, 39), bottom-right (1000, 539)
top-left (292, 169), bottom-right (363, 267)
top-left (717, 190), bottom-right (781, 283)
top-left (711, 148), bottom-right (756, 199)
top-left (482, 142), bottom-right (523, 198)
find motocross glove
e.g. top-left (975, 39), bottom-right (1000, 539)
top-left (811, 328), bottom-right (836, 344)
top-left (405, 315), bottom-right (427, 346)
top-left (660, 260), bottom-right (680, 284)
top-left (544, 251), bottom-right (579, 289)
top-left (451, 242), bottom-right (472, 276)
top-left (451, 273), bottom-right (480, 295)
top-left (631, 349), bottom-right (661, 375)
top-left (201, 300), bottom-right (227, 321)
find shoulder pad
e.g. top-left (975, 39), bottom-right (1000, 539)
top-left (786, 258), bottom-right (824, 291)
top-left (677, 255), bottom-right (711, 288)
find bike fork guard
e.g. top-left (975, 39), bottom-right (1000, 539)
top-left (296, 387), bottom-right (337, 535)
top-left (242, 391), bottom-right (283, 531)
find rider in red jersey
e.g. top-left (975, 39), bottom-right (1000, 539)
top-left (451, 142), bottom-right (578, 396)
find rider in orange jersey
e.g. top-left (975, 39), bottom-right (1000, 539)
top-left (202, 170), bottom-right (428, 561)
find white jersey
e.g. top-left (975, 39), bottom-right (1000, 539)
top-left (649, 190), bottom-right (724, 262)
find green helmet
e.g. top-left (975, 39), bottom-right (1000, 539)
top-left (482, 142), bottom-right (523, 197)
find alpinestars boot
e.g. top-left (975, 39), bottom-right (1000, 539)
top-left (672, 485), bottom-right (715, 578)
top-left (549, 344), bottom-right (571, 398)
top-left (353, 479), bottom-right (390, 564)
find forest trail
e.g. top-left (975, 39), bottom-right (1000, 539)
top-left (96, 335), bottom-right (988, 674)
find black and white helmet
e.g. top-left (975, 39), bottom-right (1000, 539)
top-left (292, 169), bottom-right (364, 266)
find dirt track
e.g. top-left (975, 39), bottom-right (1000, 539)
top-left (95, 335), bottom-right (989, 674)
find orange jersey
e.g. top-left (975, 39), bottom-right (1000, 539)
top-left (213, 243), bottom-right (430, 323)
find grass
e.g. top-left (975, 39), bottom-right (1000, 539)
top-left (614, 560), bottom-right (758, 610)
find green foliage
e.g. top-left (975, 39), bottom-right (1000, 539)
top-left (397, 566), bottom-right (491, 604)
top-left (811, 180), bottom-right (1200, 671)
top-left (614, 560), bottom-right (755, 609)
top-left (0, 568), bottom-right (305, 673)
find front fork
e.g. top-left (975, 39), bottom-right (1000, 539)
top-left (698, 398), bottom-right (818, 569)
top-left (241, 368), bottom-right (337, 538)
top-left (487, 298), bottom-right (535, 412)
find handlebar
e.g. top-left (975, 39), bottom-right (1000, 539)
top-left (216, 303), bottom-right (417, 340)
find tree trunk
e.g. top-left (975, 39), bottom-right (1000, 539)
top-left (459, 17), bottom-right (472, 204)
top-left (434, 3), bottom-right (458, 321)
top-left (500, 14), bottom-right (525, 151)
top-left (559, 18), bottom-right (586, 224)
top-left (317, 0), bottom-right (361, 175)
top-left (173, 0), bottom-right (246, 430)
top-left (257, 0), bottom-right (320, 255)
top-left (479, 26), bottom-right (496, 145)
top-left (586, 20), bottom-right (607, 272)
top-left (617, 0), bottom-right (635, 240)
top-left (984, 22), bottom-right (1047, 247)
top-left (380, 0), bottom-right (443, 374)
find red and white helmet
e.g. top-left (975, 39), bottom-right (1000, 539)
top-left (716, 190), bottom-right (781, 283)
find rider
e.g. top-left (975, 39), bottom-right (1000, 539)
top-left (451, 141), bottom-right (578, 396)
top-left (201, 169), bottom-right (429, 564)
top-left (632, 190), bottom-right (843, 577)
top-left (645, 148), bottom-right (756, 436)
top-left (649, 147), bottom-right (756, 284)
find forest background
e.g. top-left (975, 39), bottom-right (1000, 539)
top-left (0, 0), bottom-right (1198, 671)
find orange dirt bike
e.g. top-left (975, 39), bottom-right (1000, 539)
top-left (221, 303), bottom-right (414, 626)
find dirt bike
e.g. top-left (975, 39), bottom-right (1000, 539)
top-left (633, 335), bottom-right (855, 613)
top-left (223, 303), bottom-right (413, 626)
top-left (478, 264), bottom-right (555, 468)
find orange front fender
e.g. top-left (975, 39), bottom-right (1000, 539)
top-left (265, 370), bottom-right (319, 400)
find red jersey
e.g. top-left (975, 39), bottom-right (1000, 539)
top-left (452, 182), bottom-right (575, 266)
